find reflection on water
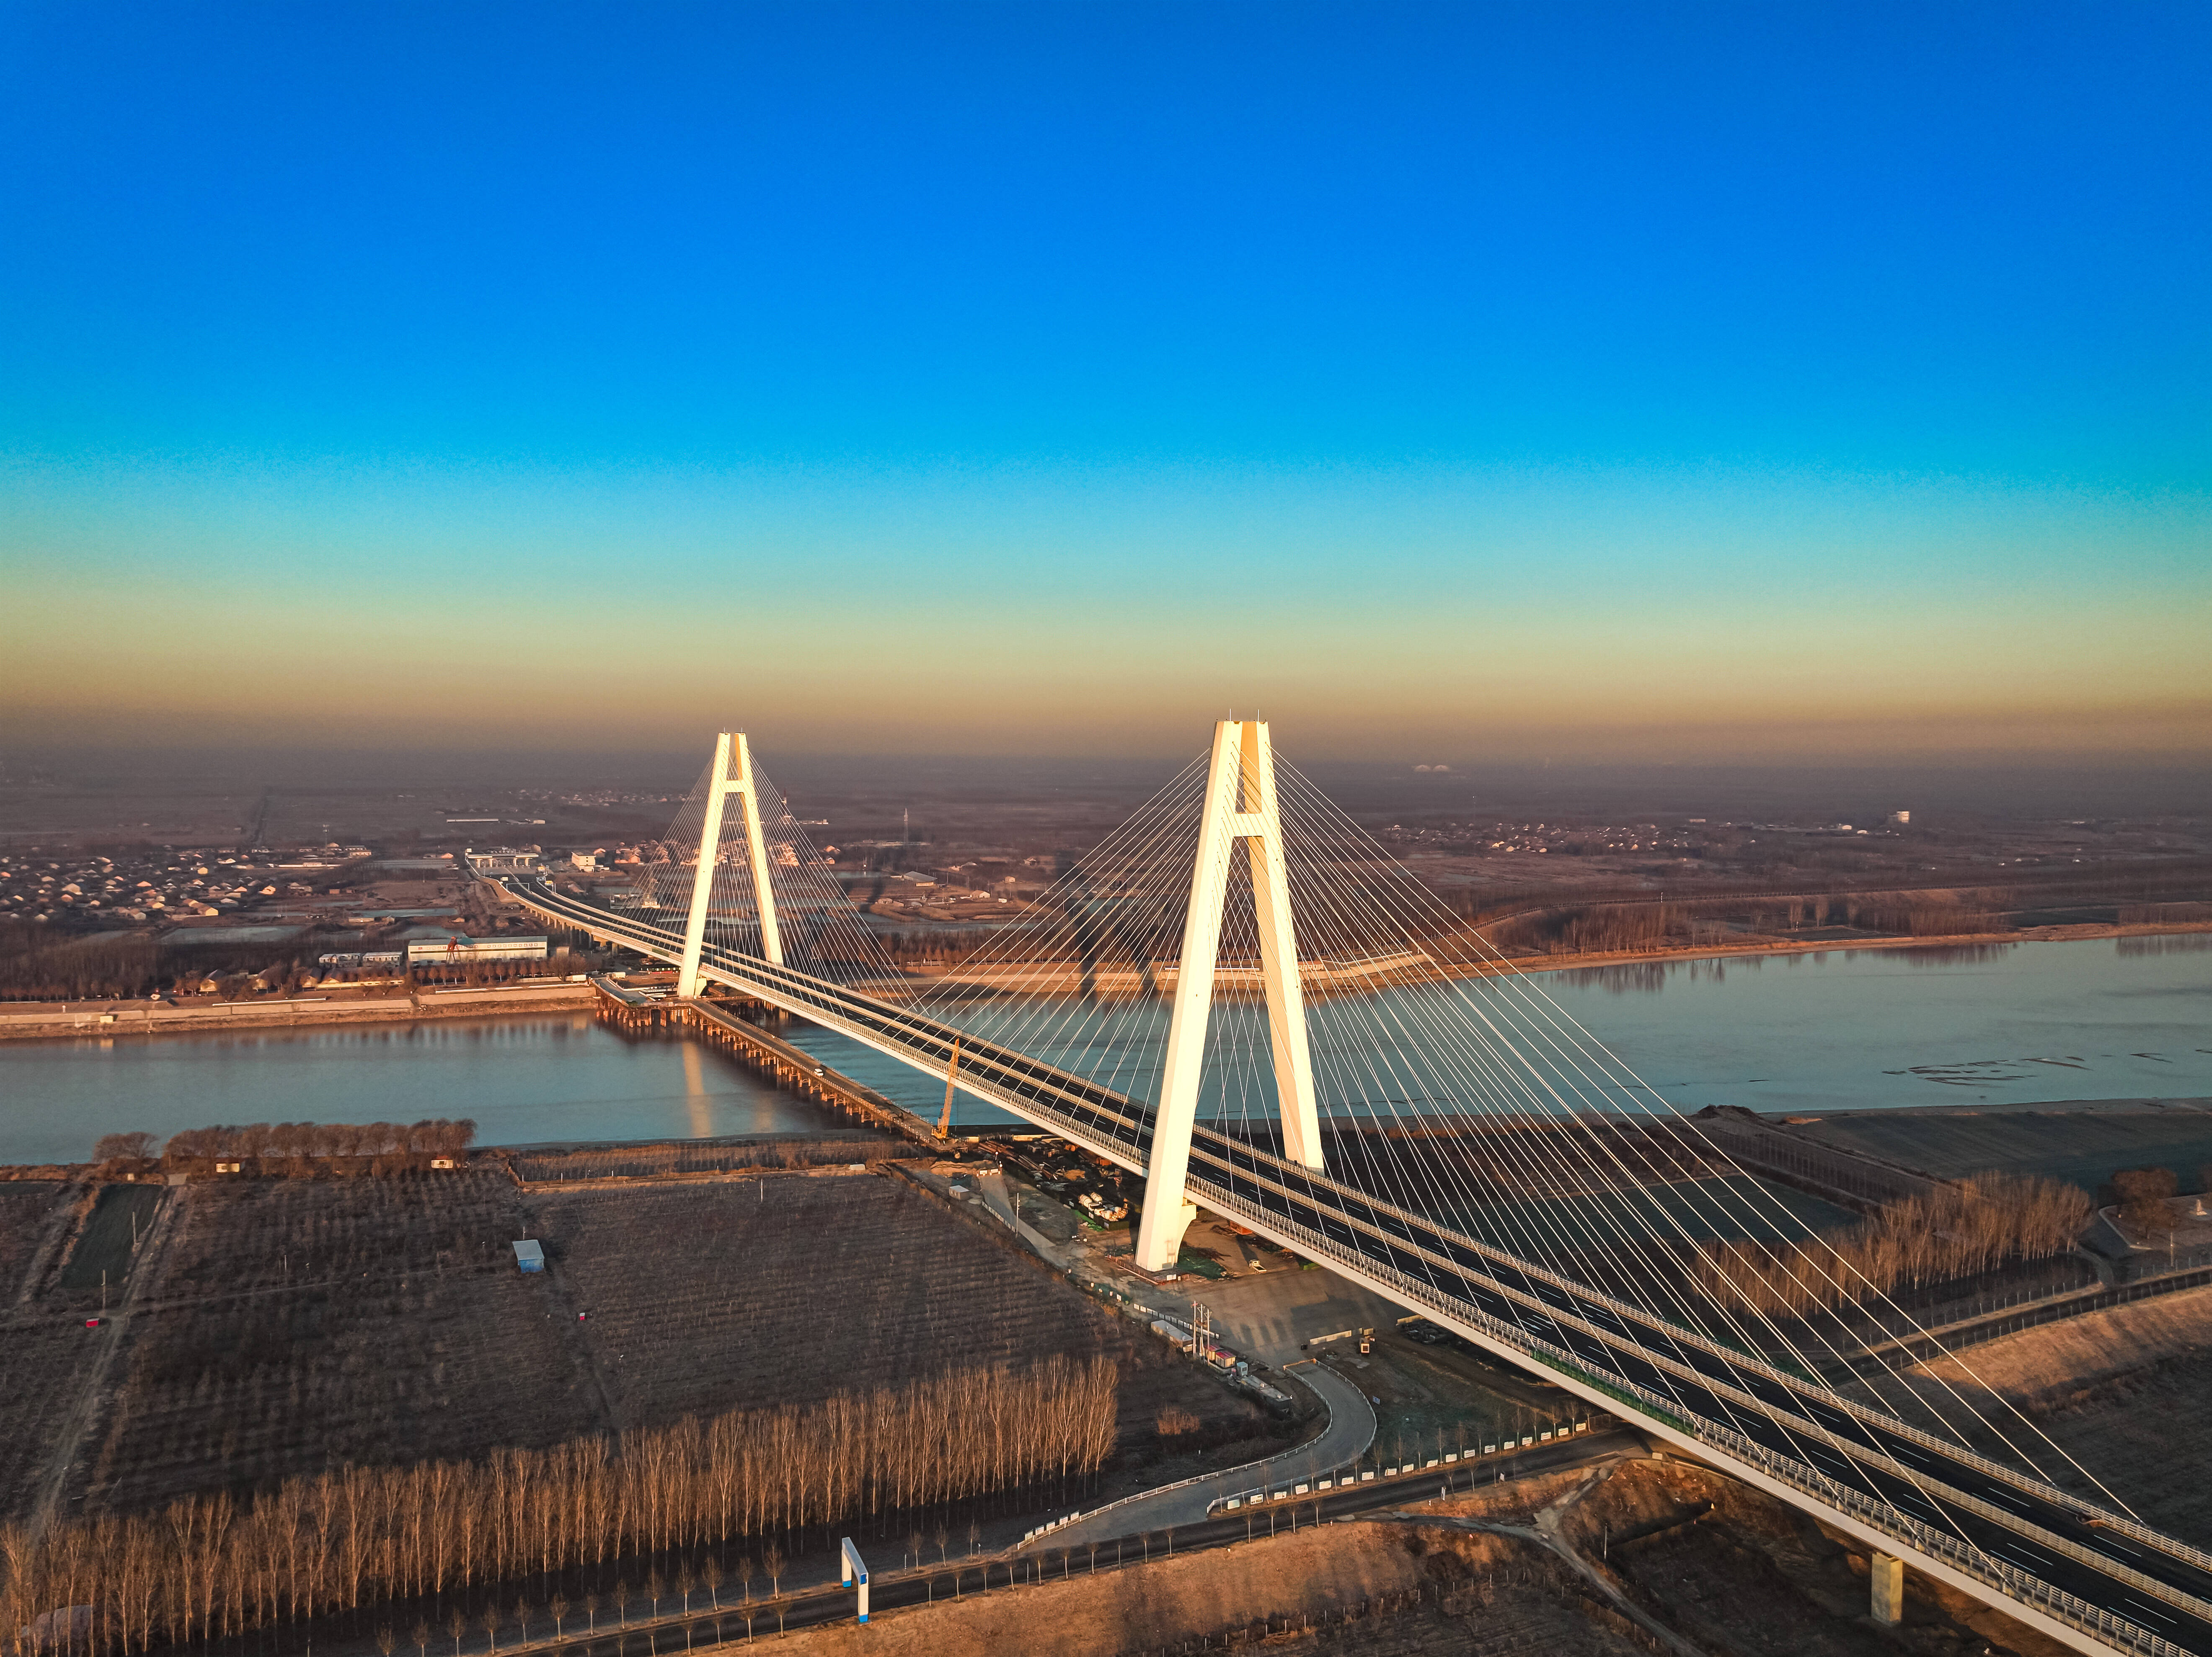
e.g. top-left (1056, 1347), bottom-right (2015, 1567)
top-left (0, 1015), bottom-right (835, 1165)
top-left (5, 936), bottom-right (2208, 1158)
top-left (2120, 934), bottom-right (2212, 957)
top-left (1894, 943), bottom-right (2018, 968)
top-left (1550, 961), bottom-right (1673, 995)
top-left (1549, 942), bottom-right (2023, 994)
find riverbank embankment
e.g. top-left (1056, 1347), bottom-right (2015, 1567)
top-left (1439, 916), bottom-right (2212, 983)
top-left (0, 981), bottom-right (596, 1042)
top-left (4, 916), bottom-right (2205, 1046)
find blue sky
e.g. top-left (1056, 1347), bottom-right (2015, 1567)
top-left (3, 3), bottom-right (2207, 759)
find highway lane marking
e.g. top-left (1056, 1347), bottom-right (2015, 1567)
top-left (2122, 1596), bottom-right (2178, 1627)
top-left (530, 881), bottom-right (2212, 1614)
top-left (1991, 1542), bottom-right (2054, 1573)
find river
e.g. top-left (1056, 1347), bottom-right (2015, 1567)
top-left (3, 937), bottom-right (2207, 1166)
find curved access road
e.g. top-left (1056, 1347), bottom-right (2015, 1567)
top-left (1043, 1363), bottom-right (1375, 1549)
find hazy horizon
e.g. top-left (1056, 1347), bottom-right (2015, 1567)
top-left (4, 6), bottom-right (2207, 764)
top-left (7, 743), bottom-right (2209, 826)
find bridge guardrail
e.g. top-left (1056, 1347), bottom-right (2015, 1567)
top-left (508, 879), bottom-right (2207, 1654)
top-left (1185, 1128), bottom-right (2212, 1594)
top-left (1198, 1184), bottom-right (2187, 1657)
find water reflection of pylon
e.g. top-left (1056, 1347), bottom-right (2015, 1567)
top-left (936, 1035), bottom-right (961, 1140)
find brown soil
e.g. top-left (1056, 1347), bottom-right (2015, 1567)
top-left (75, 1170), bottom-right (602, 1512)
top-left (728, 1520), bottom-right (1632, 1657)
top-left (525, 1175), bottom-right (1271, 1471)
top-left (0, 1181), bottom-right (120, 1514)
top-left (1549, 1458), bottom-right (2069, 1657)
top-left (723, 1458), bottom-right (2073, 1657)
top-left (16, 1167), bottom-right (1264, 1522)
top-left (1794, 1105), bottom-right (2212, 1195)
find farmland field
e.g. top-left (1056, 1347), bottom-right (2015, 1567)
top-left (0, 1181), bottom-right (103, 1516)
top-left (55, 1184), bottom-right (165, 1291)
top-left (75, 1170), bottom-right (604, 1513)
top-left (0, 1159), bottom-right (1261, 1526)
top-left (524, 1174), bottom-right (1262, 1459)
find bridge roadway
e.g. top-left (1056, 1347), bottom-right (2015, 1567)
top-left (501, 875), bottom-right (2212, 1656)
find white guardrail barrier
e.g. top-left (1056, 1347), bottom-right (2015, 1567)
top-left (516, 882), bottom-right (2196, 1657)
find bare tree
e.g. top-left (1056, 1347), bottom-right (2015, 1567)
top-left (413, 1617), bottom-right (431, 1657)
top-left (377, 1625), bottom-right (397, 1657)
top-left (762, 1544), bottom-right (785, 1598)
top-left (700, 1557), bottom-right (723, 1609)
top-left (480, 1606), bottom-right (500, 1654)
top-left (549, 1594), bottom-right (569, 1638)
top-left (448, 1606), bottom-right (467, 1656)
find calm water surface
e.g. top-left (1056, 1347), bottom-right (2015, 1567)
top-left (783, 935), bottom-right (2212, 1125)
top-left (0, 1014), bottom-right (830, 1164)
top-left (3, 937), bottom-right (2207, 1163)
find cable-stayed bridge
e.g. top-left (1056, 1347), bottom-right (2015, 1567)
top-left (493, 725), bottom-right (2212, 1656)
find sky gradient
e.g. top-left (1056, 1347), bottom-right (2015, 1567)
top-left (3, 3), bottom-right (2207, 763)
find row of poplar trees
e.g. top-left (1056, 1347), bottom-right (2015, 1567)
top-left (0, 1355), bottom-right (1118, 1656)
top-left (1693, 1173), bottom-right (2092, 1318)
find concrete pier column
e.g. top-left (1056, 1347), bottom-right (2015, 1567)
top-left (1870, 1551), bottom-right (1904, 1624)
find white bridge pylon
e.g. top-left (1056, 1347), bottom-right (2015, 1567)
top-left (675, 731), bottom-right (784, 997)
top-left (1135, 719), bottom-right (1323, 1272)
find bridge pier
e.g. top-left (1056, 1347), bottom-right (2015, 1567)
top-left (1869, 1551), bottom-right (1904, 1625)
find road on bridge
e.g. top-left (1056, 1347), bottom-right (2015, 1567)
top-left (504, 873), bottom-right (2212, 1656)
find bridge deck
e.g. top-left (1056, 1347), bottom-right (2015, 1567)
top-left (504, 874), bottom-right (2210, 1657)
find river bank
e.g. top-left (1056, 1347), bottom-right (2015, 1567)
top-left (5, 918), bottom-right (2206, 1045)
top-left (1448, 915), bottom-right (2212, 982)
top-left (0, 980), bottom-right (597, 1041)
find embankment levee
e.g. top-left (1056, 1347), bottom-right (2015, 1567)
top-left (0, 981), bottom-right (597, 1041)
top-left (1450, 916), bottom-right (2212, 981)
top-left (4, 916), bottom-right (2206, 1045)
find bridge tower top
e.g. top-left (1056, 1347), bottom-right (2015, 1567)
top-left (1135, 718), bottom-right (1323, 1271)
top-left (676, 731), bottom-right (784, 996)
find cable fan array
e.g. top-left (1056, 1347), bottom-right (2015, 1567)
top-left (631, 757), bottom-right (905, 987)
top-left (640, 736), bottom-right (2128, 1515)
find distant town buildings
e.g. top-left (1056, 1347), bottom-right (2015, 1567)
top-left (462, 847), bottom-right (543, 873)
top-left (403, 935), bottom-right (549, 965)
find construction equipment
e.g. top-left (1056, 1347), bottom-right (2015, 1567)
top-left (935, 1035), bottom-right (961, 1139)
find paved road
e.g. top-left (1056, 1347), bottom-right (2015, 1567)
top-left (461, 1432), bottom-right (1646, 1656)
top-left (509, 876), bottom-right (2212, 1654)
top-left (1046, 1363), bottom-right (1376, 1547)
